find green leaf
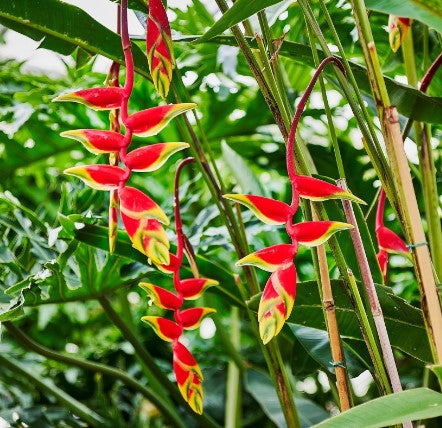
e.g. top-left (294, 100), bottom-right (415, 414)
top-left (248, 279), bottom-right (432, 362)
top-left (365, 0), bottom-right (442, 33)
top-left (221, 142), bottom-right (267, 197)
top-left (177, 35), bottom-right (442, 124)
top-left (245, 369), bottom-right (329, 428)
top-left (0, 0), bottom-right (150, 78)
top-left (313, 388), bottom-right (442, 428)
top-left (197, 0), bottom-right (283, 43)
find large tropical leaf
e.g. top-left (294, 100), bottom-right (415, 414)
top-left (0, 0), bottom-right (150, 78)
top-left (248, 279), bottom-right (432, 362)
top-left (177, 35), bottom-right (442, 124)
top-left (313, 388), bottom-right (442, 428)
top-left (365, 0), bottom-right (442, 33)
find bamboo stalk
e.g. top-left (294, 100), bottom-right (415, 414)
top-left (312, 206), bottom-right (351, 411)
top-left (337, 179), bottom-right (411, 428)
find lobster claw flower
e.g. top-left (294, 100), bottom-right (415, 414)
top-left (179, 307), bottom-right (216, 330)
top-left (139, 283), bottom-right (181, 310)
top-left (223, 194), bottom-right (291, 225)
top-left (64, 165), bottom-right (126, 190)
top-left (258, 264), bottom-right (296, 344)
top-left (172, 341), bottom-right (204, 414)
top-left (236, 244), bottom-right (296, 272)
top-left (121, 213), bottom-right (170, 264)
top-left (125, 104), bottom-right (196, 137)
top-left (292, 221), bottom-right (353, 247)
top-left (147, 0), bottom-right (175, 98)
top-left (178, 278), bottom-right (219, 300)
top-left (376, 226), bottom-right (410, 257)
top-left (119, 186), bottom-right (169, 225)
top-left (60, 130), bottom-right (126, 154)
top-left (141, 316), bottom-right (182, 342)
top-left (109, 190), bottom-right (119, 253)
top-left (53, 87), bottom-right (125, 110)
top-left (388, 15), bottom-right (412, 53)
top-left (125, 143), bottom-right (189, 172)
top-left (294, 176), bottom-right (365, 204)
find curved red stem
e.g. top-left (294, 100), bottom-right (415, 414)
top-left (376, 188), bottom-right (386, 231)
top-left (420, 53), bottom-right (442, 93)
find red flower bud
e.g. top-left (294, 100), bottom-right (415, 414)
top-left (53, 87), bottom-right (125, 110)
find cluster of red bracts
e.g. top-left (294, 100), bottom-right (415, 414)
top-left (139, 277), bottom-right (216, 414)
top-left (388, 15), bottom-right (412, 53)
top-left (225, 176), bottom-right (364, 344)
top-left (375, 189), bottom-right (410, 281)
top-left (54, 87), bottom-right (195, 265)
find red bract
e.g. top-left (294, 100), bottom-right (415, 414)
top-left (223, 194), bottom-right (291, 225)
top-left (61, 130), bottom-right (126, 154)
top-left (236, 244), bottom-right (296, 272)
top-left (172, 341), bottom-right (204, 414)
top-left (119, 186), bottom-right (169, 225)
top-left (139, 283), bottom-right (181, 310)
top-left (388, 15), bottom-right (412, 53)
top-left (146, 0), bottom-right (175, 98)
top-left (258, 264), bottom-right (297, 344)
top-left (53, 87), bottom-right (125, 110)
top-left (141, 316), bottom-right (182, 342)
top-left (291, 221), bottom-right (353, 247)
top-left (179, 307), bottom-right (216, 330)
top-left (125, 104), bottom-right (196, 137)
top-left (64, 165), bottom-right (126, 190)
top-left (295, 176), bottom-right (365, 204)
top-left (178, 278), bottom-right (218, 300)
top-left (377, 226), bottom-right (409, 255)
top-left (125, 142), bottom-right (189, 172)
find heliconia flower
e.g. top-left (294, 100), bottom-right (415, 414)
top-left (177, 278), bottom-right (219, 300)
top-left (377, 249), bottom-right (389, 281)
top-left (294, 176), bottom-right (365, 204)
top-left (119, 186), bottom-right (169, 225)
top-left (376, 226), bottom-right (410, 256)
top-left (258, 264), bottom-right (296, 344)
top-left (139, 282), bottom-right (181, 310)
top-left (291, 221), bottom-right (353, 247)
top-left (147, 0), bottom-right (175, 98)
top-left (155, 252), bottom-right (181, 274)
top-left (121, 213), bottom-right (170, 264)
top-left (125, 142), bottom-right (189, 172)
top-left (172, 341), bottom-right (204, 414)
top-left (125, 104), bottom-right (197, 137)
top-left (60, 130), bottom-right (126, 154)
top-left (141, 316), bottom-right (182, 342)
top-left (236, 244), bottom-right (296, 272)
top-left (178, 307), bottom-right (216, 330)
top-left (223, 194), bottom-right (291, 225)
top-left (64, 165), bottom-right (126, 190)
top-left (388, 15), bottom-right (412, 53)
top-left (109, 189), bottom-right (119, 253)
top-left (53, 87), bottom-right (125, 110)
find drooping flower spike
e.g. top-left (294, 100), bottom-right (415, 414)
top-left (225, 57), bottom-right (363, 344)
top-left (139, 158), bottom-right (217, 414)
top-left (375, 189), bottom-right (410, 281)
top-left (146, 0), bottom-right (175, 98)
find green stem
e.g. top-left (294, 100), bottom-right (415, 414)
top-left (224, 306), bottom-right (242, 428)
top-left (4, 322), bottom-right (188, 428)
top-left (0, 353), bottom-right (106, 428)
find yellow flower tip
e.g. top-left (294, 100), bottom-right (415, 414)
top-left (52, 92), bottom-right (78, 103)
top-left (205, 279), bottom-right (219, 287)
top-left (60, 129), bottom-right (84, 140)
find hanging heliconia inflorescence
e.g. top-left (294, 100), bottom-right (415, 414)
top-left (140, 158), bottom-right (217, 414)
top-left (54, 0), bottom-right (194, 267)
top-left (388, 15), bottom-right (412, 53)
top-left (225, 57), bottom-right (365, 345)
top-left (375, 189), bottom-right (410, 281)
top-left (55, 1), bottom-right (216, 414)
